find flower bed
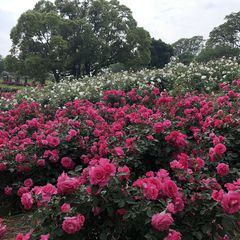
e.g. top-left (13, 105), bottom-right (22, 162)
top-left (0, 80), bottom-right (240, 239)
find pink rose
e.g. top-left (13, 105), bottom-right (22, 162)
top-left (62, 213), bottom-right (85, 234)
top-left (57, 173), bottom-right (79, 195)
top-left (68, 129), bottom-right (77, 137)
top-left (164, 229), bottom-right (182, 240)
top-left (163, 120), bottom-right (172, 128)
top-left (216, 163), bottom-right (229, 176)
top-left (61, 157), bottom-right (75, 169)
top-left (46, 135), bottom-right (60, 147)
top-left (16, 154), bottom-right (25, 163)
top-left (0, 163), bottom-right (6, 171)
top-left (61, 203), bottom-right (71, 213)
top-left (0, 219), bottom-right (7, 238)
top-left (40, 234), bottom-right (50, 240)
top-left (221, 191), bottom-right (240, 213)
top-left (17, 186), bottom-right (29, 197)
top-left (42, 183), bottom-right (57, 201)
top-left (114, 147), bottom-right (124, 156)
top-left (37, 159), bottom-right (45, 166)
top-left (15, 233), bottom-right (31, 240)
top-left (4, 186), bottom-right (13, 196)
top-left (151, 212), bottom-right (174, 232)
top-left (21, 192), bottom-right (33, 210)
top-left (99, 158), bottom-right (116, 176)
top-left (163, 180), bottom-right (178, 198)
top-left (24, 178), bottom-right (33, 187)
top-left (214, 143), bottom-right (226, 156)
top-left (89, 165), bottom-right (109, 186)
top-left (143, 183), bottom-right (159, 200)
top-left (117, 165), bottom-right (130, 180)
top-left (212, 189), bottom-right (224, 201)
top-left (153, 122), bottom-right (163, 133)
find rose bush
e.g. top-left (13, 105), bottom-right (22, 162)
top-left (0, 78), bottom-right (240, 239)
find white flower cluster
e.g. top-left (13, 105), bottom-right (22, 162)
top-left (0, 57), bottom-right (239, 109)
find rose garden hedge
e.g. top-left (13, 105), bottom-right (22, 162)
top-left (0, 80), bottom-right (240, 239)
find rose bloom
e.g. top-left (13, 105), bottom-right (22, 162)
top-left (151, 212), bottom-right (174, 232)
top-left (89, 165), bottom-right (109, 186)
top-left (99, 158), bottom-right (116, 176)
top-left (41, 183), bottom-right (57, 201)
top-left (163, 180), bottom-right (178, 198)
top-left (221, 191), bottom-right (240, 214)
top-left (21, 192), bottom-right (33, 210)
top-left (0, 163), bottom-right (6, 171)
top-left (143, 183), bottom-right (159, 200)
top-left (114, 147), bottom-right (124, 156)
top-left (62, 213), bottom-right (85, 234)
top-left (24, 178), bottom-right (33, 187)
top-left (211, 189), bottom-right (224, 201)
top-left (61, 157), bottom-right (75, 169)
top-left (61, 203), bottom-right (71, 213)
top-left (164, 229), bottom-right (182, 240)
top-left (37, 159), bottom-right (45, 166)
top-left (4, 186), bottom-right (12, 196)
top-left (40, 234), bottom-right (50, 240)
top-left (216, 163), bottom-right (229, 176)
top-left (15, 233), bottom-right (31, 240)
top-left (0, 219), bottom-right (6, 238)
top-left (153, 122), bottom-right (163, 134)
top-left (46, 135), bottom-right (60, 147)
top-left (117, 165), bottom-right (130, 180)
top-left (57, 173), bottom-right (79, 195)
top-left (17, 186), bottom-right (29, 197)
top-left (214, 143), bottom-right (226, 156)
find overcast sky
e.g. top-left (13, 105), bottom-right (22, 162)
top-left (0, 0), bottom-right (240, 56)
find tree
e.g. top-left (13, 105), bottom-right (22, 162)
top-left (10, 1), bottom-right (69, 82)
top-left (207, 11), bottom-right (240, 48)
top-left (196, 45), bottom-right (240, 62)
top-left (149, 38), bottom-right (173, 68)
top-left (172, 36), bottom-right (204, 64)
top-left (10, 0), bottom-right (151, 82)
top-left (0, 55), bottom-right (4, 75)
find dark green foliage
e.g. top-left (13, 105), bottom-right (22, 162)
top-left (149, 38), bottom-right (174, 68)
top-left (207, 11), bottom-right (240, 48)
top-left (10, 0), bottom-right (151, 82)
top-left (196, 46), bottom-right (240, 62)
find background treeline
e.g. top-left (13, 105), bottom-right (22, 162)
top-left (1, 0), bottom-right (240, 84)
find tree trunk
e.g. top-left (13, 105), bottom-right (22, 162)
top-left (53, 70), bottom-right (60, 83)
top-left (84, 63), bottom-right (91, 76)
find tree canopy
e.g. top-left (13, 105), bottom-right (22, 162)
top-left (149, 38), bottom-right (173, 68)
top-left (10, 0), bottom-right (151, 82)
top-left (0, 55), bottom-right (4, 75)
top-left (207, 11), bottom-right (240, 48)
top-left (172, 36), bottom-right (204, 64)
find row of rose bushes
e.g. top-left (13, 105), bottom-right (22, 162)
top-left (0, 80), bottom-right (240, 239)
top-left (1, 57), bottom-right (240, 111)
